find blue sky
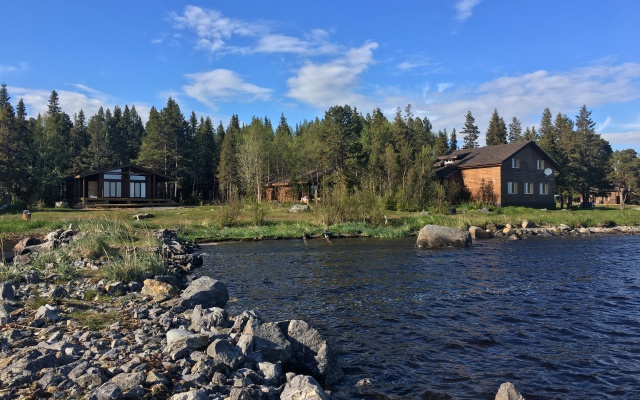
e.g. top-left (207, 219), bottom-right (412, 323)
top-left (2, 1), bottom-right (640, 151)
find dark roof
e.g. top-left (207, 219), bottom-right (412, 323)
top-left (437, 141), bottom-right (559, 169)
top-left (68, 163), bottom-right (176, 181)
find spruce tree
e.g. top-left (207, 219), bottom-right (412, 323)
top-left (507, 116), bottom-right (522, 143)
top-left (449, 128), bottom-right (458, 151)
top-left (0, 83), bottom-right (15, 196)
top-left (461, 111), bottom-right (479, 149)
top-left (485, 108), bottom-right (507, 145)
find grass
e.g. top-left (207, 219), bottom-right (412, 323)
top-left (2, 203), bottom-right (640, 246)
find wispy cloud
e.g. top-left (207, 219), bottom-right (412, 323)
top-left (454, 0), bottom-right (482, 22)
top-left (169, 6), bottom-right (340, 56)
top-left (0, 62), bottom-right (28, 75)
top-left (8, 86), bottom-right (113, 118)
top-left (286, 42), bottom-right (378, 109)
top-left (183, 69), bottom-right (272, 109)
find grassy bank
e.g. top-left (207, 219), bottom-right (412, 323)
top-left (2, 202), bottom-right (640, 244)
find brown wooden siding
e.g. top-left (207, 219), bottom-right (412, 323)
top-left (460, 166), bottom-right (502, 204)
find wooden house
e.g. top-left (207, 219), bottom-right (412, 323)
top-left (66, 164), bottom-right (178, 208)
top-left (435, 141), bottom-right (559, 208)
top-left (263, 171), bottom-right (321, 203)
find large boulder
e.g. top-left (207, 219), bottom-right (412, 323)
top-left (141, 278), bottom-right (180, 298)
top-left (281, 375), bottom-right (331, 400)
top-left (285, 320), bottom-right (342, 387)
top-left (245, 322), bottom-right (292, 365)
top-left (179, 277), bottom-right (229, 309)
top-left (12, 237), bottom-right (42, 255)
top-left (469, 226), bottom-right (491, 240)
top-left (416, 225), bottom-right (472, 249)
top-left (495, 382), bottom-right (525, 400)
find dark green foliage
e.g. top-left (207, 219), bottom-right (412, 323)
top-left (461, 111), bottom-right (479, 149)
top-left (485, 108), bottom-right (507, 146)
top-left (507, 116), bottom-right (522, 143)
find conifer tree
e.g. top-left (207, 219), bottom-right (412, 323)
top-left (485, 108), bottom-right (507, 145)
top-left (461, 111), bottom-right (479, 149)
top-left (449, 128), bottom-right (458, 151)
top-left (507, 116), bottom-right (522, 143)
top-left (434, 130), bottom-right (449, 156)
top-left (216, 115), bottom-right (240, 201)
top-left (0, 83), bottom-right (15, 197)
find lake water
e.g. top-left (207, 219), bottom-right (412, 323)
top-left (201, 235), bottom-right (640, 399)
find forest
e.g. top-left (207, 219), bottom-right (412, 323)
top-left (0, 83), bottom-right (639, 211)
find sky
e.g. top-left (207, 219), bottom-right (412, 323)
top-left (2, 1), bottom-right (640, 151)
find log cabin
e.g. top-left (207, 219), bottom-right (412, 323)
top-left (435, 141), bottom-right (559, 208)
top-left (66, 164), bottom-right (178, 208)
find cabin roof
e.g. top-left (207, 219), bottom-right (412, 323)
top-left (68, 163), bottom-right (176, 182)
top-left (437, 141), bottom-right (559, 170)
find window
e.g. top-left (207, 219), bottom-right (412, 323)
top-left (539, 183), bottom-right (549, 195)
top-left (524, 182), bottom-right (533, 194)
top-left (104, 181), bottom-right (121, 197)
top-left (512, 158), bottom-right (520, 168)
top-left (537, 160), bottom-right (545, 170)
top-left (507, 181), bottom-right (518, 194)
top-left (130, 182), bottom-right (146, 198)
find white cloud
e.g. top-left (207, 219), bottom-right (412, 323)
top-left (598, 116), bottom-right (611, 133)
top-left (437, 83), bottom-right (454, 93)
top-left (601, 131), bottom-right (640, 150)
top-left (0, 62), bottom-right (28, 75)
top-left (183, 69), bottom-right (272, 108)
top-left (454, 0), bottom-right (482, 22)
top-left (286, 42), bottom-right (378, 109)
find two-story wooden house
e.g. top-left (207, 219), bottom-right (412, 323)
top-left (435, 141), bottom-right (559, 208)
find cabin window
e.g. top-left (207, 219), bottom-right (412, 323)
top-left (130, 182), bottom-right (146, 198)
top-left (104, 174), bottom-right (122, 180)
top-left (104, 181), bottom-right (122, 198)
top-left (511, 158), bottom-right (520, 168)
top-left (130, 174), bottom-right (146, 181)
top-left (524, 182), bottom-right (533, 194)
top-left (537, 160), bottom-right (544, 170)
top-left (507, 181), bottom-right (518, 194)
top-left (539, 183), bottom-right (549, 195)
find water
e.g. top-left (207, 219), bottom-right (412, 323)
top-left (199, 235), bottom-right (640, 399)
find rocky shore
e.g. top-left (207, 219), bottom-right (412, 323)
top-left (0, 228), bottom-right (341, 399)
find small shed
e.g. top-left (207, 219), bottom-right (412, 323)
top-left (66, 164), bottom-right (178, 208)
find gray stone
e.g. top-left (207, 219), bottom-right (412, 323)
top-left (168, 389), bottom-right (212, 400)
top-left (558, 224), bottom-right (572, 231)
top-left (0, 301), bottom-right (12, 324)
top-left (469, 226), bottom-right (491, 240)
top-left (521, 220), bottom-right (536, 229)
top-left (179, 276), bottom-right (229, 309)
top-left (416, 225), bottom-right (472, 249)
top-left (50, 285), bottom-right (68, 300)
top-left (495, 382), bottom-right (526, 400)
top-left (110, 371), bottom-right (145, 391)
top-left (289, 204), bottom-right (310, 213)
top-left (0, 282), bottom-right (15, 300)
top-left (104, 281), bottom-right (125, 296)
top-left (206, 338), bottom-right (244, 370)
top-left (91, 382), bottom-right (122, 400)
top-left (34, 304), bottom-right (61, 323)
top-left (286, 319), bottom-right (342, 386)
top-left (191, 305), bottom-right (228, 330)
top-left (12, 237), bottom-right (42, 255)
top-left (245, 321), bottom-right (292, 365)
top-left (256, 361), bottom-right (283, 386)
top-left (281, 375), bottom-right (331, 400)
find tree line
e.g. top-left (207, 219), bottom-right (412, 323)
top-left (0, 83), bottom-right (638, 209)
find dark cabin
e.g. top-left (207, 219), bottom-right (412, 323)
top-left (66, 164), bottom-right (178, 208)
top-left (435, 141), bottom-right (559, 208)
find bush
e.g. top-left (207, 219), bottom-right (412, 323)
top-left (245, 200), bottom-right (268, 226)
top-left (218, 200), bottom-right (240, 227)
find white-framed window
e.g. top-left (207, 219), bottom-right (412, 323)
top-left (539, 183), bottom-right (549, 195)
top-left (104, 181), bottom-right (122, 198)
top-left (524, 182), bottom-right (533, 194)
top-left (507, 181), bottom-right (518, 194)
top-left (512, 158), bottom-right (520, 168)
top-left (537, 160), bottom-right (545, 170)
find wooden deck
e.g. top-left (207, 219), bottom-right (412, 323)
top-left (79, 198), bottom-right (180, 208)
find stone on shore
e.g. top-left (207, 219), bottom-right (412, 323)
top-left (179, 276), bottom-right (229, 309)
top-left (469, 226), bottom-right (491, 240)
top-left (141, 278), bottom-right (180, 298)
top-left (416, 225), bottom-right (472, 249)
top-left (281, 375), bottom-right (332, 400)
top-left (495, 382), bottom-right (525, 400)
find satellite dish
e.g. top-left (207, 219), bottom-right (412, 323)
top-left (544, 168), bottom-right (553, 176)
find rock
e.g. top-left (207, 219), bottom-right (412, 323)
top-left (12, 237), bottom-right (42, 255)
top-left (0, 301), bottom-right (12, 324)
top-left (0, 282), bottom-right (15, 300)
top-left (50, 285), bottom-right (68, 300)
top-left (110, 371), bottom-right (145, 392)
top-left (169, 389), bottom-right (211, 400)
top-left (191, 305), bottom-right (228, 331)
top-left (141, 278), bottom-right (180, 298)
top-left (469, 226), bottom-right (491, 240)
top-left (416, 225), bottom-right (472, 249)
top-left (289, 204), bottom-right (310, 213)
top-left (245, 321), bottom-right (292, 365)
top-left (579, 227), bottom-right (590, 235)
top-left (521, 220), bottom-right (536, 229)
top-left (133, 213), bottom-right (154, 220)
top-left (508, 233), bottom-right (522, 241)
top-left (206, 338), bottom-right (244, 370)
top-left (558, 224), bottom-right (572, 231)
top-left (166, 329), bottom-right (209, 350)
top-left (54, 201), bottom-right (69, 208)
top-left (286, 319), bottom-right (342, 386)
top-left (281, 375), bottom-right (332, 400)
top-left (91, 382), bottom-right (122, 400)
top-left (179, 276), bottom-right (229, 309)
top-left (495, 382), bottom-right (526, 400)
top-left (256, 361), bottom-right (283, 386)
top-left (34, 304), bottom-right (61, 324)
top-left (104, 281), bottom-right (125, 296)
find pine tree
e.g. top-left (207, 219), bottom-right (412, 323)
top-left (461, 111), bottom-right (479, 149)
top-left (86, 107), bottom-right (108, 170)
top-left (485, 108), bottom-right (507, 145)
top-left (434, 130), bottom-right (449, 156)
top-left (69, 110), bottom-right (89, 173)
top-left (0, 83), bottom-right (15, 196)
top-left (449, 128), bottom-right (458, 151)
top-left (524, 126), bottom-right (539, 142)
top-left (216, 115), bottom-right (240, 201)
top-left (507, 117), bottom-right (522, 143)
top-left (194, 116), bottom-right (216, 200)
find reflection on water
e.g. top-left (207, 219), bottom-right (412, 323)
top-left (201, 235), bottom-right (640, 399)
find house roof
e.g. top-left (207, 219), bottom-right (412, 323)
top-left (437, 141), bottom-right (559, 170)
top-left (68, 163), bottom-right (176, 182)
